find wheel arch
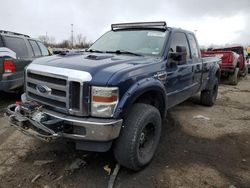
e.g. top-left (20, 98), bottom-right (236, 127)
top-left (204, 63), bottom-right (220, 90)
top-left (113, 78), bottom-right (167, 119)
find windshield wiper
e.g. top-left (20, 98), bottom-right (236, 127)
top-left (86, 49), bottom-right (104, 53)
top-left (106, 50), bottom-right (143, 56)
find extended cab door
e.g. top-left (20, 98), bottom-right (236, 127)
top-left (165, 32), bottom-right (195, 108)
top-left (187, 33), bottom-right (203, 94)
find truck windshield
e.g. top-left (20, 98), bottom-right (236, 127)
top-left (89, 30), bottom-right (168, 56)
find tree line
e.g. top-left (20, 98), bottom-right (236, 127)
top-left (38, 34), bottom-right (92, 49)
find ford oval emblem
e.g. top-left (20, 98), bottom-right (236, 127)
top-left (36, 85), bottom-right (51, 94)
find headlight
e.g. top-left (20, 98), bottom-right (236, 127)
top-left (91, 86), bottom-right (119, 118)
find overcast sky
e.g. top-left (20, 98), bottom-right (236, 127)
top-left (1, 0), bottom-right (250, 46)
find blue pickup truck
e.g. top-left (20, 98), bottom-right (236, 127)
top-left (7, 22), bottom-right (220, 171)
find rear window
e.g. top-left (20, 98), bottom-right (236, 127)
top-left (3, 36), bottom-right (28, 58)
top-left (0, 37), bottom-right (3, 47)
top-left (187, 34), bottom-right (200, 59)
top-left (29, 40), bottom-right (42, 57)
top-left (37, 41), bottom-right (49, 56)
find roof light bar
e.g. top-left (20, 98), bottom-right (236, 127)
top-left (111, 21), bottom-right (167, 30)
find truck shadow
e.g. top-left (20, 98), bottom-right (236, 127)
top-left (1, 103), bottom-right (250, 188)
top-left (0, 92), bottom-right (21, 117)
top-left (116, 111), bottom-right (250, 188)
top-left (0, 91), bottom-right (21, 100)
top-left (0, 91), bottom-right (20, 107)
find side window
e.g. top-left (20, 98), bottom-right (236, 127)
top-left (169, 32), bottom-right (190, 62)
top-left (0, 36), bottom-right (3, 47)
top-left (3, 36), bottom-right (29, 58)
top-left (29, 40), bottom-right (42, 57)
top-left (37, 41), bottom-right (49, 56)
top-left (187, 34), bottom-right (200, 59)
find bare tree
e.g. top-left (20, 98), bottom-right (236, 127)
top-left (38, 35), bottom-right (56, 47)
top-left (76, 34), bottom-right (86, 45)
top-left (48, 36), bottom-right (55, 45)
top-left (38, 35), bottom-right (48, 45)
top-left (38, 34), bottom-right (91, 49)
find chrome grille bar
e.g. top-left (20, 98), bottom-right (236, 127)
top-left (25, 64), bottom-right (92, 116)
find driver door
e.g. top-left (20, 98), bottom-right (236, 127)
top-left (165, 32), bottom-right (194, 108)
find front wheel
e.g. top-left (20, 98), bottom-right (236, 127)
top-left (114, 103), bottom-right (162, 171)
top-left (200, 77), bottom-right (219, 106)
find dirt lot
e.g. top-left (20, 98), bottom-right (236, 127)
top-left (0, 76), bottom-right (250, 188)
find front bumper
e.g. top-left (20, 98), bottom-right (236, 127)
top-left (6, 104), bottom-right (122, 142)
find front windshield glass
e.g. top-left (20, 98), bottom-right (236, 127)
top-left (89, 30), bottom-right (168, 56)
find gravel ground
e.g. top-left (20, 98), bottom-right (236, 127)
top-left (0, 76), bottom-right (249, 188)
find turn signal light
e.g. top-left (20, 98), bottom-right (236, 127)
top-left (92, 95), bottom-right (118, 103)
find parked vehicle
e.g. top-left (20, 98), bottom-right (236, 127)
top-left (0, 30), bottom-right (49, 92)
top-left (52, 48), bottom-right (70, 55)
top-left (7, 22), bottom-right (221, 171)
top-left (247, 47), bottom-right (250, 56)
top-left (247, 58), bottom-right (250, 73)
top-left (202, 46), bottom-right (247, 85)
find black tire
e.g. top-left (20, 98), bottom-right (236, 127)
top-left (114, 103), bottom-right (162, 171)
top-left (228, 67), bottom-right (239, 85)
top-left (200, 77), bottom-right (218, 106)
top-left (243, 67), bottom-right (248, 77)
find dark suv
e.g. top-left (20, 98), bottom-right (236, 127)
top-left (0, 30), bottom-right (49, 92)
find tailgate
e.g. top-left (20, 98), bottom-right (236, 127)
top-left (202, 51), bottom-right (230, 65)
top-left (220, 53), bottom-right (230, 64)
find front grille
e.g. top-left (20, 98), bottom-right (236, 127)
top-left (28, 72), bottom-right (67, 85)
top-left (26, 71), bottom-right (89, 116)
top-left (69, 81), bottom-right (80, 110)
top-left (28, 92), bottom-right (66, 108)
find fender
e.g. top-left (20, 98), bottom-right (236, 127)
top-left (113, 77), bottom-right (167, 119)
top-left (204, 62), bottom-right (220, 90)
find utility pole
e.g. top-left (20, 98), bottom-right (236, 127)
top-left (71, 24), bottom-right (74, 48)
top-left (46, 32), bottom-right (48, 44)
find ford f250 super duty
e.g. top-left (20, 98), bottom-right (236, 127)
top-left (7, 22), bottom-right (221, 171)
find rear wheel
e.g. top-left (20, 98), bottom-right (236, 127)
top-left (229, 67), bottom-right (239, 85)
top-left (243, 67), bottom-right (248, 77)
top-left (200, 77), bottom-right (218, 106)
top-left (114, 103), bottom-right (161, 171)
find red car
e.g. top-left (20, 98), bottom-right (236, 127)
top-left (202, 46), bottom-right (247, 85)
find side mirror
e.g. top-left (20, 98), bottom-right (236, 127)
top-left (176, 46), bottom-right (187, 54)
top-left (168, 46), bottom-right (187, 65)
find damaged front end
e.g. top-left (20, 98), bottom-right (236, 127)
top-left (6, 99), bottom-right (123, 151)
top-left (7, 102), bottom-right (69, 142)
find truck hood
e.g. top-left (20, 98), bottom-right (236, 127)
top-left (29, 52), bottom-right (159, 85)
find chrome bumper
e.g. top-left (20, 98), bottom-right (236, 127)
top-left (6, 104), bottom-right (122, 142)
